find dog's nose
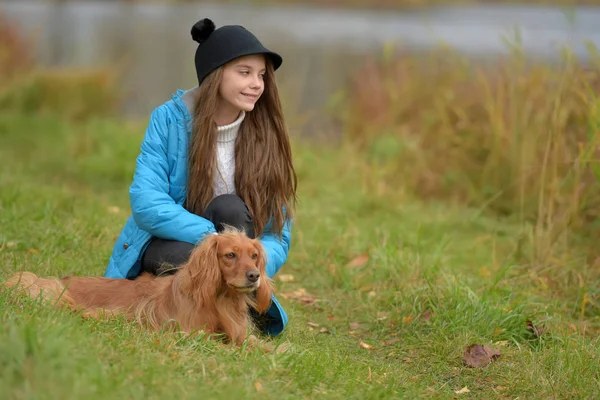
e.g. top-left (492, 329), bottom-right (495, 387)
top-left (246, 270), bottom-right (260, 283)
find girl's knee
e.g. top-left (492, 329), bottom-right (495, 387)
top-left (204, 194), bottom-right (254, 237)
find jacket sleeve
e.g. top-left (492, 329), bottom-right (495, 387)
top-left (259, 218), bottom-right (293, 279)
top-left (129, 106), bottom-right (217, 244)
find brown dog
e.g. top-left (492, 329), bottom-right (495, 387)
top-left (3, 228), bottom-right (274, 345)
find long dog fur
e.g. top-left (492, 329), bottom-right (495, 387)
top-left (3, 228), bottom-right (274, 345)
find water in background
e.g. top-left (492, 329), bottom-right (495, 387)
top-left (3, 0), bottom-right (600, 134)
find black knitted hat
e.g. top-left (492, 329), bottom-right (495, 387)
top-left (191, 18), bottom-right (283, 85)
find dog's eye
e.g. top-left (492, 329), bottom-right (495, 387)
top-left (251, 253), bottom-right (258, 260)
top-left (225, 253), bottom-right (236, 259)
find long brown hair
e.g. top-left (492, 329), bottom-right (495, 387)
top-left (185, 59), bottom-right (297, 237)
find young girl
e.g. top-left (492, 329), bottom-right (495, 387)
top-left (103, 18), bottom-right (297, 336)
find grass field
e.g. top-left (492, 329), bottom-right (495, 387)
top-left (1, 110), bottom-right (599, 399)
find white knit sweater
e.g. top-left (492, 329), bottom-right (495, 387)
top-left (214, 111), bottom-right (245, 197)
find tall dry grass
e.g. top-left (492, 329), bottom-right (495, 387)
top-left (0, 14), bottom-right (32, 84)
top-left (336, 44), bottom-right (600, 287)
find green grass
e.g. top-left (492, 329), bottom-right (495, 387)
top-left (1, 111), bottom-right (599, 399)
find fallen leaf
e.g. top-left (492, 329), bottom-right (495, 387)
top-left (260, 342), bottom-right (275, 352)
top-left (346, 253), bottom-right (369, 268)
top-left (368, 291), bottom-right (376, 297)
top-left (496, 386), bottom-right (507, 391)
top-left (277, 274), bottom-right (295, 282)
top-left (327, 314), bottom-right (336, 321)
top-left (6, 241), bottom-right (15, 248)
top-left (275, 342), bottom-right (292, 354)
top-left (526, 319), bottom-right (546, 338)
top-left (26, 248), bottom-right (39, 254)
top-left (349, 322), bottom-right (361, 330)
top-left (319, 327), bottom-right (330, 334)
top-left (403, 316), bottom-right (413, 323)
top-left (455, 387), bottom-right (471, 394)
top-left (360, 341), bottom-right (375, 350)
top-left (422, 310), bottom-right (433, 320)
top-left (246, 335), bottom-right (275, 353)
top-left (107, 206), bottom-right (121, 214)
top-left (463, 344), bottom-right (501, 368)
top-left (254, 381), bottom-right (263, 392)
top-left (280, 288), bottom-right (319, 306)
top-left (383, 338), bottom-right (401, 346)
top-left (307, 321), bottom-right (320, 328)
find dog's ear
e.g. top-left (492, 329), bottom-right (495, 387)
top-left (253, 241), bottom-right (273, 313)
top-left (177, 234), bottom-right (221, 305)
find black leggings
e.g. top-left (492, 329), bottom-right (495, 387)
top-left (141, 194), bottom-right (254, 276)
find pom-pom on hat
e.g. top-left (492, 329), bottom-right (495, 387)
top-left (191, 18), bottom-right (283, 85)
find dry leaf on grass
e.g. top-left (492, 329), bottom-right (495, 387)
top-left (383, 338), bottom-right (401, 346)
top-left (463, 344), bottom-right (501, 368)
top-left (307, 321), bottom-right (320, 328)
top-left (246, 335), bottom-right (275, 353)
top-left (422, 310), bottom-right (433, 320)
top-left (454, 387), bottom-right (471, 394)
top-left (349, 322), bottom-right (361, 330)
top-left (319, 327), bottom-right (330, 334)
top-left (107, 206), bottom-right (121, 214)
top-left (280, 288), bottom-right (319, 306)
top-left (277, 274), bottom-right (295, 282)
top-left (360, 341), bottom-right (375, 350)
top-left (254, 381), bottom-right (263, 392)
top-left (346, 254), bottom-right (369, 268)
top-left (275, 342), bottom-right (292, 354)
top-left (526, 319), bottom-right (546, 338)
top-left (2, 241), bottom-right (16, 251)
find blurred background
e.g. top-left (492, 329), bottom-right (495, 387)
top-left (3, 0), bottom-right (600, 133)
top-left (1, 0), bottom-right (600, 285)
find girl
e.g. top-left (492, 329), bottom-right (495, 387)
top-left (103, 18), bottom-right (297, 336)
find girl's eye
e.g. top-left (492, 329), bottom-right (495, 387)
top-left (225, 253), bottom-right (236, 259)
top-left (240, 71), bottom-right (249, 75)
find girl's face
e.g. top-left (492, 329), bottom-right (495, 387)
top-left (218, 54), bottom-right (266, 115)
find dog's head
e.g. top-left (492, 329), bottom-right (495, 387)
top-left (177, 227), bottom-right (273, 313)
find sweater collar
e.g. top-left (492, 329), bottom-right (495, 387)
top-left (217, 111), bottom-right (245, 143)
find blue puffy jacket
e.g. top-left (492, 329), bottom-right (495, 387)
top-left (103, 87), bottom-right (290, 336)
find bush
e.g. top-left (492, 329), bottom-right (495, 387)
top-left (0, 14), bottom-right (121, 121)
top-left (0, 68), bottom-right (121, 121)
top-left (0, 13), bottom-right (32, 85)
